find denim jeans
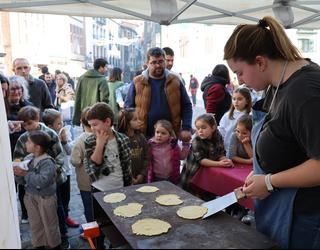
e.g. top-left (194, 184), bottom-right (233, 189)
top-left (80, 191), bottom-right (93, 223)
top-left (191, 94), bottom-right (196, 105)
top-left (290, 212), bottom-right (320, 249)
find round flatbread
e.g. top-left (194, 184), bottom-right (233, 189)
top-left (103, 193), bottom-right (126, 203)
top-left (136, 186), bottom-right (159, 193)
top-left (155, 194), bottom-right (183, 206)
top-left (132, 219), bottom-right (171, 236)
top-left (176, 206), bottom-right (208, 220)
top-left (113, 203), bottom-right (143, 218)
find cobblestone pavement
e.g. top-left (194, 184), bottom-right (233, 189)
top-left (19, 98), bottom-right (206, 249)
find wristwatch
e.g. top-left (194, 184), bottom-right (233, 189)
top-left (264, 174), bottom-right (276, 193)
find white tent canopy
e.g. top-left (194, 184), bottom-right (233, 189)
top-left (0, 0), bottom-right (320, 29)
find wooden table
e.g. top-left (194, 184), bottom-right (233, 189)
top-left (93, 181), bottom-right (274, 249)
top-left (191, 164), bottom-right (254, 210)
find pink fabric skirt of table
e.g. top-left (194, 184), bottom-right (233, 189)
top-left (191, 164), bottom-right (254, 210)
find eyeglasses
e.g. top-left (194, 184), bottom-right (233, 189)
top-left (149, 60), bottom-right (165, 66)
top-left (9, 87), bottom-right (22, 92)
top-left (15, 66), bottom-right (29, 70)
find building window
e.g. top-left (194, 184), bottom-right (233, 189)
top-left (298, 38), bottom-right (315, 53)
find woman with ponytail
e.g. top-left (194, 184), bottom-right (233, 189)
top-left (224, 16), bottom-right (320, 248)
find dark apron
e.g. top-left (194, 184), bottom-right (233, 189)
top-left (252, 107), bottom-right (298, 249)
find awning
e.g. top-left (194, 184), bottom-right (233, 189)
top-left (0, 0), bottom-right (320, 29)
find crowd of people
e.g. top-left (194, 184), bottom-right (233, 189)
top-left (2, 15), bottom-right (320, 249)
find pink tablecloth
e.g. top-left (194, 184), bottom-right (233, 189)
top-left (191, 164), bottom-right (254, 210)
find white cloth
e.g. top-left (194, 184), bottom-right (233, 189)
top-left (0, 90), bottom-right (21, 248)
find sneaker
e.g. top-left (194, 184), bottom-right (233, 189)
top-left (21, 218), bottom-right (29, 224)
top-left (65, 217), bottom-right (80, 228)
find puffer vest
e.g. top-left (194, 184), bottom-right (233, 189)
top-left (134, 73), bottom-right (181, 136)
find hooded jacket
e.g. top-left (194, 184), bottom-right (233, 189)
top-left (201, 75), bottom-right (231, 124)
top-left (73, 69), bottom-right (109, 125)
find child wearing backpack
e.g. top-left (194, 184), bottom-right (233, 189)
top-left (118, 108), bottom-right (149, 184)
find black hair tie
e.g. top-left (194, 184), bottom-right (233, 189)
top-left (258, 19), bottom-right (268, 28)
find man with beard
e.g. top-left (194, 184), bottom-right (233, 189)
top-left (125, 47), bottom-right (192, 142)
top-left (162, 47), bottom-right (174, 71)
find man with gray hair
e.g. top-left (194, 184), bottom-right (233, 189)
top-left (12, 58), bottom-right (53, 111)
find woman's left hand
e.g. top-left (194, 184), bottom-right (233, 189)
top-left (243, 174), bottom-right (271, 199)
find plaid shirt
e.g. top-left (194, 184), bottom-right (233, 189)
top-left (84, 130), bottom-right (132, 186)
top-left (181, 131), bottom-right (225, 189)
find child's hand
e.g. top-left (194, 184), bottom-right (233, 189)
top-left (13, 166), bottom-right (27, 177)
top-left (133, 175), bottom-right (144, 185)
top-left (219, 158), bottom-right (234, 168)
top-left (59, 128), bottom-right (67, 142)
top-left (96, 130), bottom-right (109, 146)
top-left (241, 137), bottom-right (251, 144)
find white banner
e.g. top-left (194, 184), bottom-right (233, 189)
top-left (0, 90), bottom-right (21, 249)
